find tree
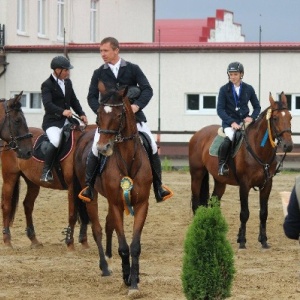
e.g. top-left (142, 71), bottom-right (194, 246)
top-left (182, 198), bottom-right (235, 299)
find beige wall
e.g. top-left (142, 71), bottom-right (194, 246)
top-left (3, 49), bottom-right (300, 144)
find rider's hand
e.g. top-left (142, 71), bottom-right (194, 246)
top-left (63, 109), bottom-right (73, 118)
top-left (131, 104), bottom-right (139, 113)
top-left (231, 122), bottom-right (241, 130)
top-left (81, 115), bottom-right (88, 125)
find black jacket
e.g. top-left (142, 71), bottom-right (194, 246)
top-left (87, 58), bottom-right (153, 123)
top-left (217, 81), bottom-right (261, 128)
top-left (41, 75), bottom-right (85, 131)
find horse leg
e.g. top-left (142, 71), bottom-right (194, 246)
top-left (128, 202), bottom-right (148, 293)
top-left (190, 168), bottom-right (209, 213)
top-left (1, 174), bottom-right (20, 247)
top-left (22, 179), bottom-right (43, 248)
top-left (258, 181), bottom-right (272, 249)
top-left (105, 205), bottom-right (114, 259)
top-left (211, 179), bottom-right (226, 200)
top-left (237, 184), bottom-right (250, 249)
top-left (86, 200), bottom-right (110, 276)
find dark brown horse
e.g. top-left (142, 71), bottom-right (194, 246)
top-left (0, 92), bottom-right (33, 159)
top-left (1, 123), bottom-right (95, 249)
top-left (73, 83), bottom-right (152, 295)
top-left (189, 92), bottom-right (293, 249)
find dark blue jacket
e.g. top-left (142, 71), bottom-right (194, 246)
top-left (283, 177), bottom-right (300, 240)
top-left (41, 75), bottom-right (86, 131)
top-left (217, 81), bottom-right (261, 128)
top-left (87, 58), bottom-right (153, 123)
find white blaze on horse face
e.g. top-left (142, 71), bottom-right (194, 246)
top-left (281, 111), bottom-right (286, 117)
top-left (104, 106), bottom-right (112, 113)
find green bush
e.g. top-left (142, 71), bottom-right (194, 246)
top-left (182, 197), bottom-right (235, 300)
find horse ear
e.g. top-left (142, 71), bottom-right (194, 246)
top-left (123, 86), bottom-right (129, 98)
top-left (269, 92), bottom-right (275, 106)
top-left (98, 81), bottom-right (106, 94)
top-left (15, 91), bottom-right (23, 103)
top-left (280, 91), bottom-right (287, 106)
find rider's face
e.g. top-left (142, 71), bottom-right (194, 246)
top-left (228, 72), bottom-right (242, 86)
top-left (100, 42), bottom-right (120, 65)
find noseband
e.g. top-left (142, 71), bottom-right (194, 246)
top-left (0, 100), bottom-right (33, 150)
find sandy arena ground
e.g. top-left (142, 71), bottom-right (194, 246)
top-left (0, 171), bottom-right (300, 299)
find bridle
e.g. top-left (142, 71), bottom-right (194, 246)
top-left (242, 105), bottom-right (292, 188)
top-left (98, 98), bottom-right (138, 143)
top-left (0, 100), bottom-right (33, 151)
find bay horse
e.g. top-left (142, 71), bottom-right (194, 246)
top-left (189, 92), bottom-right (293, 249)
top-left (1, 123), bottom-right (95, 249)
top-left (0, 91), bottom-right (32, 159)
top-left (73, 83), bottom-right (152, 294)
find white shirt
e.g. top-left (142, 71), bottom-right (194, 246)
top-left (108, 59), bottom-right (121, 78)
top-left (52, 74), bottom-right (65, 95)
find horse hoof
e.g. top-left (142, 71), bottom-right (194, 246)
top-left (101, 269), bottom-right (112, 277)
top-left (262, 242), bottom-right (270, 249)
top-left (30, 242), bottom-right (43, 249)
top-left (128, 288), bottom-right (140, 299)
top-left (80, 242), bottom-right (90, 249)
top-left (239, 244), bottom-right (246, 249)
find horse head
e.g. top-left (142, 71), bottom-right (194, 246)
top-left (268, 92), bottom-right (293, 153)
top-left (0, 91), bottom-right (33, 159)
top-left (96, 81), bottom-right (130, 156)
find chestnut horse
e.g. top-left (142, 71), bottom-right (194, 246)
top-left (189, 92), bottom-right (293, 249)
top-left (73, 83), bottom-right (152, 294)
top-left (0, 92), bottom-right (32, 159)
top-left (1, 123), bottom-right (95, 249)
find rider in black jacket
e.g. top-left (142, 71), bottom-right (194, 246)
top-left (79, 37), bottom-right (173, 203)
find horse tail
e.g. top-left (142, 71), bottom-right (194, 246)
top-left (191, 170), bottom-right (210, 214)
top-left (73, 174), bottom-right (90, 225)
top-left (9, 177), bottom-right (21, 225)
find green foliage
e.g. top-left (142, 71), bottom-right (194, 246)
top-left (161, 156), bottom-right (172, 171)
top-left (182, 197), bottom-right (235, 300)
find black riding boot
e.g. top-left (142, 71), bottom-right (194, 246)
top-left (151, 152), bottom-right (173, 202)
top-left (40, 143), bottom-right (57, 183)
top-left (79, 151), bottom-right (99, 202)
top-left (218, 137), bottom-right (231, 176)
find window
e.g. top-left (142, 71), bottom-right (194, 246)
top-left (57, 0), bottom-right (65, 40)
top-left (17, 0), bottom-right (26, 34)
top-left (186, 93), bottom-right (217, 115)
top-left (12, 92), bottom-right (42, 113)
top-left (38, 0), bottom-right (46, 36)
top-left (278, 93), bottom-right (300, 115)
top-left (90, 0), bottom-right (97, 42)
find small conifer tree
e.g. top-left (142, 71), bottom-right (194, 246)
top-left (182, 197), bottom-right (235, 300)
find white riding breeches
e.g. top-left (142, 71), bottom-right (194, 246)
top-left (91, 121), bottom-right (158, 156)
top-left (45, 119), bottom-right (70, 148)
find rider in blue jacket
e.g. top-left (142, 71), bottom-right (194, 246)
top-left (217, 62), bottom-right (261, 176)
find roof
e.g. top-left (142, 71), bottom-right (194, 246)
top-left (155, 9), bottom-right (245, 43)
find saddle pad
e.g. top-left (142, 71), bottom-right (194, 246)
top-left (209, 133), bottom-right (243, 158)
top-left (33, 131), bottom-right (74, 162)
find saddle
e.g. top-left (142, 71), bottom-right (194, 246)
top-left (33, 123), bottom-right (75, 162)
top-left (209, 127), bottom-right (243, 157)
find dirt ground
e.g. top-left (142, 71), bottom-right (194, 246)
top-left (0, 171), bottom-right (300, 300)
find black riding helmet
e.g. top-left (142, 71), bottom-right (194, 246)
top-left (51, 56), bottom-right (73, 70)
top-left (227, 61), bottom-right (244, 74)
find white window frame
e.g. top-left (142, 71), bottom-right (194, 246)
top-left (90, 0), bottom-right (97, 42)
top-left (279, 93), bottom-right (300, 116)
top-left (17, 0), bottom-right (27, 35)
top-left (38, 0), bottom-right (47, 37)
top-left (185, 93), bottom-right (217, 115)
top-left (57, 0), bottom-right (65, 40)
top-left (12, 92), bottom-right (43, 113)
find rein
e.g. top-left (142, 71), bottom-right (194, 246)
top-left (242, 106), bottom-right (290, 189)
top-left (0, 100), bottom-right (33, 152)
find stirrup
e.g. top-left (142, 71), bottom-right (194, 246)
top-left (218, 164), bottom-right (229, 176)
top-left (156, 185), bottom-right (174, 203)
top-left (78, 186), bottom-right (93, 203)
top-left (40, 170), bottom-right (53, 183)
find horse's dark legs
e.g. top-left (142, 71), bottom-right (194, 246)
top-left (237, 185), bottom-right (250, 249)
top-left (258, 182), bottom-right (272, 249)
top-left (22, 179), bottom-right (43, 248)
top-left (190, 169), bottom-right (209, 213)
top-left (211, 179), bottom-right (226, 199)
top-left (86, 201), bottom-right (110, 276)
top-left (105, 206), bottom-right (114, 258)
